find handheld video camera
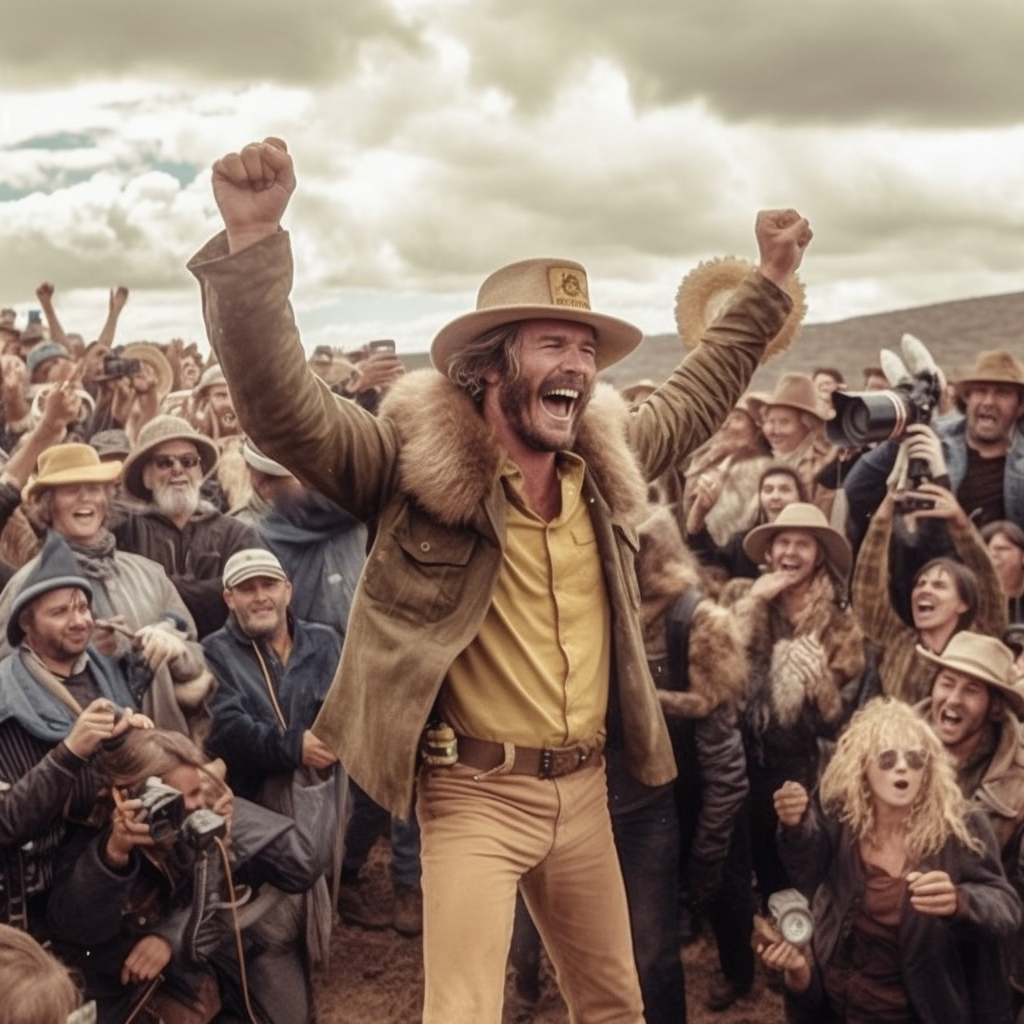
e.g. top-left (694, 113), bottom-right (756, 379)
top-left (753, 888), bottom-right (815, 948)
top-left (826, 334), bottom-right (944, 512)
top-left (102, 356), bottom-right (142, 379)
top-left (133, 776), bottom-right (227, 851)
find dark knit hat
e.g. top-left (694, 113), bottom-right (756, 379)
top-left (8, 532), bottom-right (93, 646)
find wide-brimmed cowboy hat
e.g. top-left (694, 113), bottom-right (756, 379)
top-left (954, 350), bottom-right (1024, 397)
top-left (675, 256), bottom-right (807, 363)
top-left (121, 415), bottom-right (219, 502)
top-left (743, 502), bottom-right (853, 581)
top-left (121, 343), bottom-right (174, 399)
top-left (23, 443), bottom-right (123, 502)
top-left (917, 631), bottom-right (1024, 719)
top-left (430, 257), bottom-right (642, 373)
top-left (745, 372), bottom-right (834, 423)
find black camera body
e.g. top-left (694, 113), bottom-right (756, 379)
top-left (827, 370), bottom-right (942, 449)
top-left (134, 777), bottom-right (185, 844)
top-left (133, 777), bottom-right (226, 850)
top-left (828, 370), bottom-right (943, 513)
top-left (102, 356), bottom-right (142, 379)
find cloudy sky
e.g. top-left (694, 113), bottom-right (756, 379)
top-left (2, 0), bottom-right (1023, 356)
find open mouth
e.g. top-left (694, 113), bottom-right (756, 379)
top-left (940, 707), bottom-right (963, 726)
top-left (894, 779), bottom-right (909, 791)
top-left (541, 387), bottom-right (580, 420)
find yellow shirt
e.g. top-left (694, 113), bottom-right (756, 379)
top-left (441, 454), bottom-right (611, 747)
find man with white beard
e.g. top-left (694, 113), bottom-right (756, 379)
top-left (114, 415), bottom-right (261, 637)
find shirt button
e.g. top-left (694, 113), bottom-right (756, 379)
top-left (420, 542), bottom-right (430, 552)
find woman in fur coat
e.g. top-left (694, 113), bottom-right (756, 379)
top-left (719, 503), bottom-right (865, 902)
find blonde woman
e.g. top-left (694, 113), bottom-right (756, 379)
top-left (764, 698), bottom-right (1020, 1024)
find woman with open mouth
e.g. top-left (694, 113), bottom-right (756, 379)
top-left (763, 697), bottom-right (1020, 1024)
top-left (852, 477), bottom-right (1008, 704)
top-left (0, 442), bottom-right (212, 739)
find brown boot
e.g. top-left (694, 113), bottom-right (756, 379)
top-left (392, 883), bottom-right (423, 937)
top-left (338, 882), bottom-right (392, 930)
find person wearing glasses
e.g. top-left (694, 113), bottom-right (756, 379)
top-left (0, 442), bottom-right (213, 738)
top-left (766, 697), bottom-right (1020, 1024)
top-left (113, 415), bottom-right (261, 637)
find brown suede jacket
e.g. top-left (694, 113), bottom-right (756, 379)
top-left (188, 231), bottom-right (791, 817)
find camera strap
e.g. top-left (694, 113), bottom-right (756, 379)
top-left (250, 642), bottom-right (288, 732)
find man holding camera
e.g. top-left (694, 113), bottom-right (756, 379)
top-left (843, 350), bottom-right (1024, 543)
top-left (188, 136), bottom-right (811, 1023)
top-left (0, 532), bottom-right (153, 938)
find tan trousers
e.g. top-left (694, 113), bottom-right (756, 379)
top-left (416, 757), bottom-right (644, 1024)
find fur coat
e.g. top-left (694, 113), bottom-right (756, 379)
top-left (636, 504), bottom-right (747, 719)
top-left (721, 571), bottom-right (864, 782)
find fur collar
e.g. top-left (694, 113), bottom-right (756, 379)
top-left (379, 369), bottom-right (649, 527)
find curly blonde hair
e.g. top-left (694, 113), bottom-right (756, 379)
top-left (820, 697), bottom-right (980, 861)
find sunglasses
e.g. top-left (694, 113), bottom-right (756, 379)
top-left (151, 454), bottom-right (201, 471)
top-left (876, 748), bottom-right (928, 772)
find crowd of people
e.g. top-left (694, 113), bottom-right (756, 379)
top-left (0, 134), bottom-right (1023, 1024)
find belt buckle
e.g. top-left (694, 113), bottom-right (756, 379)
top-left (539, 744), bottom-right (589, 779)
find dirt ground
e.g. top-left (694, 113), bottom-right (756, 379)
top-left (313, 840), bottom-right (786, 1024)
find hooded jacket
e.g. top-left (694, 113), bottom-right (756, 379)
top-left (188, 230), bottom-right (791, 817)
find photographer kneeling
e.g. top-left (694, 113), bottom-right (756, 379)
top-left (47, 728), bottom-right (319, 1024)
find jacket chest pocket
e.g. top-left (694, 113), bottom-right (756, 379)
top-left (362, 507), bottom-right (479, 623)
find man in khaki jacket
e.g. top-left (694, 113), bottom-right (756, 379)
top-left (188, 136), bottom-right (812, 1024)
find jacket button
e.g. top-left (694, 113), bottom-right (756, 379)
top-left (420, 542), bottom-right (430, 552)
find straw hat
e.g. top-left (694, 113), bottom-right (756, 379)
top-left (121, 415), bottom-right (219, 501)
top-left (918, 631), bottom-right (1024, 719)
top-left (121, 343), bottom-right (174, 399)
top-left (743, 502), bottom-right (853, 581)
top-left (745, 372), bottom-right (834, 423)
top-left (955, 351), bottom-right (1024, 397)
top-left (620, 379), bottom-right (658, 406)
top-left (23, 443), bottom-right (123, 501)
top-left (430, 257), bottom-right (642, 372)
top-left (674, 256), bottom-right (807, 363)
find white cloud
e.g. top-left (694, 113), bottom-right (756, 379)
top-left (0, 0), bottom-right (1021, 354)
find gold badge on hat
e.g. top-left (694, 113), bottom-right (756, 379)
top-left (548, 268), bottom-right (591, 310)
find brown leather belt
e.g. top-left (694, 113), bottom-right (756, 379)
top-left (456, 735), bottom-right (603, 779)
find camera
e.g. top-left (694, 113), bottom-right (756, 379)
top-left (1004, 624), bottom-right (1024, 658)
top-left (133, 776), bottom-right (185, 844)
top-left (766, 888), bottom-right (814, 945)
top-left (181, 807), bottom-right (228, 851)
top-left (101, 356), bottom-right (142, 379)
top-left (367, 339), bottom-right (396, 355)
top-left (827, 369), bottom-right (942, 448)
top-left (132, 777), bottom-right (227, 850)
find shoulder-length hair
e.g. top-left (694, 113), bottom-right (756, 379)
top-left (444, 323), bottom-right (522, 401)
top-left (93, 728), bottom-right (228, 804)
top-left (820, 697), bottom-right (980, 861)
top-left (913, 556), bottom-right (980, 632)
